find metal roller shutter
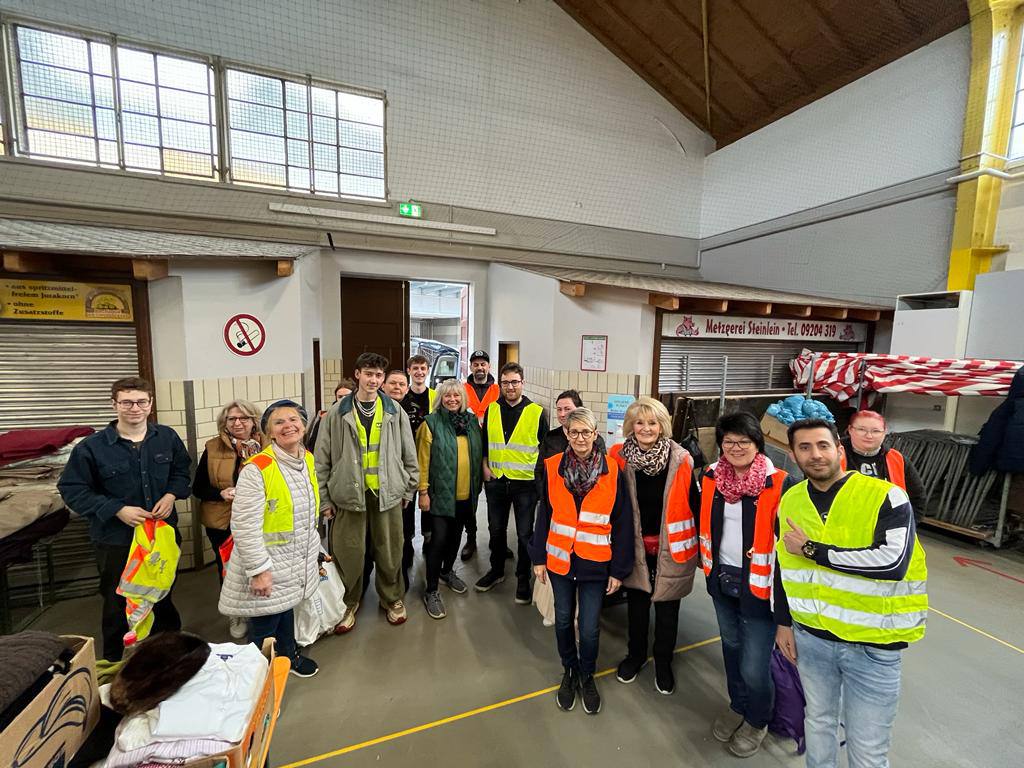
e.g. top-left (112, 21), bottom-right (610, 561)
top-left (0, 322), bottom-right (139, 430)
top-left (658, 338), bottom-right (860, 394)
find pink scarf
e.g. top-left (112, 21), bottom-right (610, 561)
top-left (714, 453), bottom-right (768, 504)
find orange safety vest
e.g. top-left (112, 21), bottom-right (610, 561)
top-left (465, 381), bottom-right (500, 422)
top-left (544, 452), bottom-right (617, 575)
top-left (609, 443), bottom-right (697, 563)
top-left (841, 448), bottom-right (906, 491)
top-left (699, 468), bottom-right (787, 600)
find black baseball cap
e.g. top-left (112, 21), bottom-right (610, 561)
top-left (470, 350), bottom-right (490, 362)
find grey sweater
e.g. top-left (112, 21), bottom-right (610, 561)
top-left (218, 443), bottom-right (320, 618)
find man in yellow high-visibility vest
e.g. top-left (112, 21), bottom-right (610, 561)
top-left (774, 418), bottom-right (927, 768)
top-left (476, 362), bottom-right (548, 604)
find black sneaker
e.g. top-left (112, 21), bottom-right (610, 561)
top-left (654, 661), bottom-right (675, 695)
top-left (615, 655), bottom-right (647, 684)
top-left (460, 538), bottom-right (476, 561)
top-left (505, 547), bottom-right (515, 560)
top-left (474, 570), bottom-right (505, 592)
top-left (514, 578), bottom-right (531, 605)
top-left (290, 655), bottom-right (319, 678)
top-left (556, 668), bottom-right (578, 711)
top-left (580, 674), bottom-right (601, 714)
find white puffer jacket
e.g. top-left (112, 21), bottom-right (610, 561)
top-left (218, 443), bottom-right (319, 618)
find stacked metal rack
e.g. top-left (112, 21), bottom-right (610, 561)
top-left (888, 429), bottom-right (1012, 547)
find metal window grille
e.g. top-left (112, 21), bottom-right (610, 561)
top-left (225, 67), bottom-right (385, 199)
top-left (11, 24), bottom-right (217, 178)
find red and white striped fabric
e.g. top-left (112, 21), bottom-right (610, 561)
top-left (791, 350), bottom-right (1022, 401)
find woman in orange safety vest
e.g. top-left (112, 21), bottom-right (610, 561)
top-left (529, 407), bottom-right (634, 717)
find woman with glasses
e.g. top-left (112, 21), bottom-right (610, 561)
top-left (696, 411), bottom-right (794, 759)
top-left (609, 397), bottom-right (697, 697)
top-left (530, 408), bottom-right (634, 715)
top-left (192, 399), bottom-right (266, 638)
top-left (841, 409), bottom-right (925, 517)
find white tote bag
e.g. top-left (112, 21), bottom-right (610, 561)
top-left (295, 549), bottom-right (347, 647)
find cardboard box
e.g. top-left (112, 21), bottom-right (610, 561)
top-left (0, 635), bottom-right (100, 768)
top-left (760, 414), bottom-right (791, 450)
top-left (183, 641), bottom-right (287, 768)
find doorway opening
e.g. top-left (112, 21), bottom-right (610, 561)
top-left (498, 341), bottom-right (520, 370)
top-left (409, 280), bottom-right (469, 386)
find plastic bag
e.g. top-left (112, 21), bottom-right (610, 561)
top-left (294, 555), bottom-right (346, 647)
top-left (533, 576), bottom-right (555, 627)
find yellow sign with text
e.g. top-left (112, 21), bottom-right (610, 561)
top-left (0, 279), bottom-right (134, 322)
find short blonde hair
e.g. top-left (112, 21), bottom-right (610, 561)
top-left (622, 397), bottom-right (672, 441)
top-left (217, 399), bottom-right (262, 438)
top-left (565, 407), bottom-right (598, 433)
top-left (432, 379), bottom-right (467, 413)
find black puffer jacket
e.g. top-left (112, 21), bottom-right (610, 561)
top-left (970, 366), bottom-right (1024, 474)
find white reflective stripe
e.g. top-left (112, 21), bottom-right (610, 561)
top-left (666, 519), bottom-right (694, 534)
top-left (364, 467), bottom-right (379, 475)
top-left (367, 443), bottom-right (380, 452)
top-left (749, 573), bottom-right (772, 588)
top-left (488, 442), bottom-right (505, 451)
top-left (546, 542), bottom-right (570, 561)
top-left (549, 521), bottom-right (577, 538)
top-left (578, 511), bottom-right (610, 525)
top-left (489, 442), bottom-right (539, 455)
top-left (787, 598), bottom-right (927, 631)
top-left (490, 461), bottom-right (537, 471)
top-left (574, 530), bottom-right (610, 546)
top-left (669, 538), bottom-right (696, 554)
top-left (750, 553), bottom-right (772, 566)
top-left (784, 568), bottom-right (927, 598)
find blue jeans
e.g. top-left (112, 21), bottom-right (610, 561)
top-left (249, 609), bottom-right (297, 663)
top-left (549, 572), bottom-right (605, 677)
top-left (795, 625), bottom-right (902, 768)
top-left (711, 594), bottom-right (776, 728)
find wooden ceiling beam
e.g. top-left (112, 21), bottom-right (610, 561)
top-left (559, 281), bottom-right (587, 297)
top-left (798, 0), bottom-right (864, 65)
top-left (729, 300), bottom-right (773, 316)
top-left (774, 303), bottom-right (813, 318)
top-left (810, 306), bottom-right (849, 320)
top-left (662, 0), bottom-right (775, 110)
top-left (131, 259), bottom-right (169, 281)
top-left (680, 297), bottom-right (730, 313)
top-left (553, 1), bottom-right (710, 132)
top-left (848, 308), bottom-right (882, 322)
top-left (276, 259), bottom-right (294, 277)
top-left (3, 251), bottom-right (54, 273)
top-left (648, 292), bottom-right (681, 310)
top-left (592, 0), bottom-right (741, 127)
top-left (731, 0), bottom-right (814, 91)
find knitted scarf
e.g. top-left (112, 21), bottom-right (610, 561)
top-left (619, 434), bottom-right (670, 476)
top-left (714, 452), bottom-right (768, 504)
top-left (562, 447), bottom-right (604, 498)
top-left (445, 408), bottom-right (471, 436)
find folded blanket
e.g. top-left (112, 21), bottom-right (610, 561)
top-left (0, 631), bottom-right (67, 714)
top-left (0, 427), bottom-right (95, 466)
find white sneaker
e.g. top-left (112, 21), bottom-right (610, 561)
top-left (229, 616), bottom-right (248, 640)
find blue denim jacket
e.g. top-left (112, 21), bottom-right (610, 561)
top-left (58, 421), bottom-right (193, 545)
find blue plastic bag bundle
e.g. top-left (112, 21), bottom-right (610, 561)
top-left (766, 395), bottom-right (834, 425)
top-left (769, 648), bottom-right (807, 755)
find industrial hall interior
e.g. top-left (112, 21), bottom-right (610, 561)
top-left (3, 1), bottom-right (1024, 767)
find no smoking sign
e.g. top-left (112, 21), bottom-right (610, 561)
top-left (224, 314), bottom-right (266, 356)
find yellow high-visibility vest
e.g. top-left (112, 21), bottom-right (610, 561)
top-left (486, 401), bottom-right (542, 480)
top-left (353, 398), bottom-right (383, 492)
top-left (777, 472), bottom-right (928, 645)
top-left (118, 518), bottom-right (180, 639)
top-left (248, 445), bottom-right (321, 543)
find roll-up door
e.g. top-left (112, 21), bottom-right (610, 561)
top-left (0, 323), bottom-right (140, 430)
top-left (658, 338), bottom-right (860, 395)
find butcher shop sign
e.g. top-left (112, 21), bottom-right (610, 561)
top-left (663, 313), bottom-right (867, 343)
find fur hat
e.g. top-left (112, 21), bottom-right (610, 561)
top-left (109, 631), bottom-right (210, 716)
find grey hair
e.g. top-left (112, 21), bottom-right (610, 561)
top-left (432, 379), bottom-right (467, 413)
top-left (565, 407), bottom-right (597, 433)
top-left (216, 399), bottom-right (262, 438)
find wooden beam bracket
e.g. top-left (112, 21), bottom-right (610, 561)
top-left (2, 251), bottom-right (54, 274)
top-left (276, 259), bottom-right (295, 277)
top-left (648, 292), bottom-right (680, 311)
top-left (559, 281), bottom-right (587, 297)
top-left (131, 259), bottom-right (169, 282)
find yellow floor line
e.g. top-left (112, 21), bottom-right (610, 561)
top-left (930, 607), bottom-right (1024, 655)
top-left (278, 635), bottom-right (722, 768)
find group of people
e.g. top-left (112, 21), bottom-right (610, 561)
top-left (57, 354), bottom-right (928, 767)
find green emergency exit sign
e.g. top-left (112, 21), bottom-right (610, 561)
top-left (398, 203), bottom-right (422, 218)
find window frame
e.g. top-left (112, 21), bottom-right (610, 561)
top-left (0, 13), bottom-right (389, 202)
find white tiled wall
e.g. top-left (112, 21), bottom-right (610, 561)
top-left (522, 365), bottom-right (651, 437)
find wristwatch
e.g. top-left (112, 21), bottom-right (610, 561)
top-left (801, 540), bottom-right (818, 559)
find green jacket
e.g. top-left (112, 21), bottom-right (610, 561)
top-left (314, 393), bottom-right (419, 512)
top-left (424, 411), bottom-right (483, 518)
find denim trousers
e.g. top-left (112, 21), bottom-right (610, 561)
top-left (549, 572), bottom-right (605, 677)
top-left (249, 608), bottom-right (297, 662)
top-left (711, 594), bottom-right (776, 728)
top-left (795, 624), bottom-right (902, 768)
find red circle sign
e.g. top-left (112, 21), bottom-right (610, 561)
top-left (224, 314), bottom-right (266, 356)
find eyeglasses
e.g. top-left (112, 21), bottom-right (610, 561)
top-left (500, 380), bottom-right (523, 387)
top-left (850, 427), bottom-right (885, 436)
top-left (116, 399), bottom-right (151, 409)
top-left (568, 429), bottom-right (594, 440)
top-left (227, 416), bottom-right (253, 423)
top-left (722, 439), bottom-right (754, 450)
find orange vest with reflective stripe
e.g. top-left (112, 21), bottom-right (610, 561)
top-left (609, 443), bottom-right (697, 563)
top-left (465, 382), bottom-right (500, 423)
top-left (841, 448), bottom-right (906, 492)
top-left (544, 452), bottom-right (618, 575)
top-left (699, 468), bottom-right (787, 600)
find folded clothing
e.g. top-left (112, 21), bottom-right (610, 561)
top-left (104, 736), bottom-right (233, 768)
top-left (0, 631), bottom-right (69, 721)
top-left (0, 427), bottom-right (95, 466)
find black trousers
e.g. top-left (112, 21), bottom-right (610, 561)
top-left (484, 478), bottom-right (536, 580)
top-left (205, 526), bottom-right (231, 584)
top-left (401, 498), bottom-right (417, 571)
top-left (626, 558), bottom-right (681, 666)
top-left (95, 543), bottom-right (181, 662)
top-left (425, 499), bottom-right (472, 591)
top-left (249, 608), bottom-right (297, 662)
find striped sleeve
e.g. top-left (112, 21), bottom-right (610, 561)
top-left (811, 485), bottom-right (915, 581)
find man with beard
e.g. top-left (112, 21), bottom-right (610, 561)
top-left (459, 350), bottom-right (500, 559)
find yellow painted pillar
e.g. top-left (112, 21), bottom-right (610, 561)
top-left (948, 0), bottom-right (1024, 290)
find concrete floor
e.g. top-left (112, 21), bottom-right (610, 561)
top-left (28, 509), bottom-right (1024, 768)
